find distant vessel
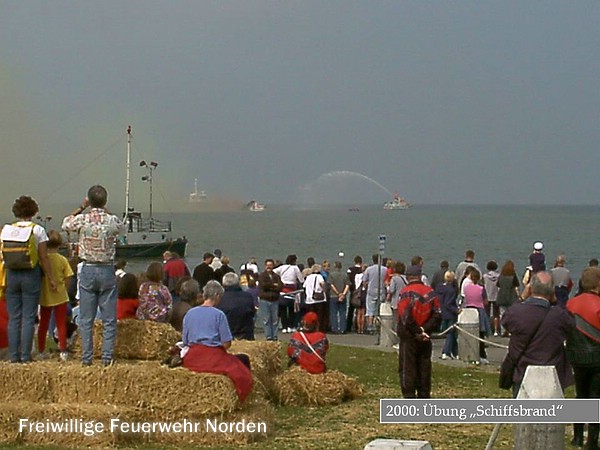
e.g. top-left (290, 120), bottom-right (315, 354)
top-left (246, 200), bottom-right (266, 212)
top-left (189, 178), bottom-right (207, 203)
top-left (383, 193), bottom-right (412, 210)
top-left (117, 126), bottom-right (188, 258)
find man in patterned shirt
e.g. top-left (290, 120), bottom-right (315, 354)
top-left (62, 185), bottom-right (124, 366)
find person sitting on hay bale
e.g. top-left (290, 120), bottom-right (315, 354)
top-left (182, 280), bottom-right (253, 402)
top-left (117, 273), bottom-right (139, 320)
top-left (170, 278), bottom-right (199, 332)
top-left (136, 262), bottom-right (172, 323)
top-left (287, 312), bottom-right (329, 374)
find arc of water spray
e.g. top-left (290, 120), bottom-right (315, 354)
top-left (305, 171), bottom-right (393, 197)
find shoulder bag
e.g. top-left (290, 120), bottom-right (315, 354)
top-left (312, 276), bottom-right (325, 301)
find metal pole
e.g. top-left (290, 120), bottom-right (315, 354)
top-left (149, 167), bottom-right (153, 220)
top-left (125, 126), bottom-right (132, 219)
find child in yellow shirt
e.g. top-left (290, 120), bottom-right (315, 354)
top-left (38, 230), bottom-right (73, 361)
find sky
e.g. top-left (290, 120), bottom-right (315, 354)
top-left (1, 1), bottom-right (599, 213)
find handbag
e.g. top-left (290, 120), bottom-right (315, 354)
top-left (311, 276), bottom-right (325, 301)
top-left (498, 307), bottom-right (550, 390)
top-left (350, 289), bottom-right (362, 308)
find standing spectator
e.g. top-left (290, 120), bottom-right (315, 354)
top-left (328, 261), bottom-right (350, 334)
top-left (577, 259), bottom-right (599, 296)
top-left (566, 267), bottom-right (600, 448)
top-left (192, 252), bottom-right (215, 290)
top-left (162, 251), bottom-right (190, 295)
top-left (274, 254), bottom-right (304, 333)
top-left (551, 254), bottom-right (573, 308)
top-left (502, 271), bottom-right (575, 397)
top-left (62, 185), bottom-right (124, 366)
top-left (430, 260), bottom-right (450, 291)
top-left (397, 265), bottom-right (441, 398)
top-left (496, 260), bottom-right (521, 336)
top-left (258, 259), bottom-right (283, 341)
top-left (346, 255), bottom-right (363, 333)
top-left (210, 248), bottom-right (222, 271)
top-left (303, 264), bottom-right (328, 333)
top-left (2, 195), bottom-right (56, 363)
top-left (463, 270), bottom-right (491, 365)
top-left (387, 261), bottom-right (408, 345)
top-left (483, 260), bottom-right (500, 336)
top-left (136, 262), bottom-right (173, 323)
top-left (214, 256), bottom-right (235, 283)
top-left (362, 254), bottom-right (387, 334)
top-left (455, 250), bottom-right (480, 290)
top-left (38, 230), bottom-right (73, 362)
top-left (217, 273), bottom-right (256, 340)
top-left (114, 259), bottom-right (127, 279)
top-left (436, 270), bottom-right (459, 360)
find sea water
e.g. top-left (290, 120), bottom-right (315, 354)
top-left (152, 204), bottom-right (598, 280)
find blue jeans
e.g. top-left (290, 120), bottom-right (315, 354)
top-left (259, 299), bottom-right (279, 341)
top-left (329, 299), bottom-right (347, 333)
top-left (5, 266), bottom-right (42, 362)
top-left (78, 264), bottom-right (117, 363)
top-left (441, 318), bottom-right (458, 357)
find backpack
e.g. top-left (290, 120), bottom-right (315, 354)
top-left (0, 223), bottom-right (39, 270)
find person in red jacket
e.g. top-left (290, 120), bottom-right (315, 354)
top-left (287, 312), bottom-right (329, 374)
top-left (397, 264), bottom-right (441, 398)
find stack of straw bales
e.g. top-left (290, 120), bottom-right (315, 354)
top-left (273, 366), bottom-right (364, 406)
top-left (71, 319), bottom-right (181, 360)
top-left (230, 340), bottom-right (282, 396)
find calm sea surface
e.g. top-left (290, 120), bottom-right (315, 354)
top-left (147, 205), bottom-right (598, 280)
top-left (4, 205), bottom-right (598, 279)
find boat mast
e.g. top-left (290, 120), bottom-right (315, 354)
top-left (125, 125), bottom-right (132, 219)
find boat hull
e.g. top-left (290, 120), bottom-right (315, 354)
top-left (116, 238), bottom-right (188, 259)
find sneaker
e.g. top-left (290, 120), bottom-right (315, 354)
top-left (281, 328), bottom-right (287, 334)
top-left (102, 359), bottom-right (114, 367)
top-left (59, 352), bottom-right (69, 362)
top-left (37, 352), bottom-right (51, 361)
top-left (494, 332), bottom-right (499, 337)
top-left (441, 353), bottom-right (448, 360)
top-left (480, 358), bottom-right (490, 365)
top-left (452, 354), bottom-right (460, 360)
top-left (392, 344), bottom-right (399, 350)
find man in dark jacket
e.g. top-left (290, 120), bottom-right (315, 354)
top-left (192, 252), bottom-right (215, 290)
top-left (502, 271), bottom-right (575, 398)
top-left (258, 259), bottom-right (283, 341)
top-left (397, 265), bottom-right (441, 398)
top-left (217, 273), bottom-right (256, 340)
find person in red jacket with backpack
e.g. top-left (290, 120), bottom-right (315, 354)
top-left (287, 312), bottom-right (329, 374)
top-left (397, 264), bottom-right (441, 398)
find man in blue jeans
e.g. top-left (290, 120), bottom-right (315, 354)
top-left (257, 259), bottom-right (283, 341)
top-left (62, 185), bottom-right (124, 366)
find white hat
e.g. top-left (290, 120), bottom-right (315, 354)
top-left (533, 241), bottom-right (544, 251)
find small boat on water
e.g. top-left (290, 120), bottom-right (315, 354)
top-left (188, 178), bottom-right (207, 203)
top-left (383, 193), bottom-right (412, 210)
top-left (117, 126), bottom-right (188, 258)
top-left (246, 200), bottom-right (266, 212)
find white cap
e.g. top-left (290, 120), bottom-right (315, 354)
top-left (533, 241), bottom-right (544, 251)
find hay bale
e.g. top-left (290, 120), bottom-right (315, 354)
top-left (0, 362), bottom-right (54, 402)
top-left (229, 340), bottom-right (282, 396)
top-left (71, 319), bottom-right (181, 360)
top-left (0, 401), bottom-right (146, 447)
top-left (53, 361), bottom-right (240, 418)
top-left (274, 366), bottom-right (364, 406)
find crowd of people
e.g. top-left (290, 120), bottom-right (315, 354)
top-left (2, 189), bottom-right (600, 446)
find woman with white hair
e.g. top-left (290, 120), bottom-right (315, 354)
top-left (182, 280), bottom-right (253, 402)
top-left (302, 264), bottom-right (327, 332)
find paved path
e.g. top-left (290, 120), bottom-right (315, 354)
top-left (266, 329), bottom-right (509, 369)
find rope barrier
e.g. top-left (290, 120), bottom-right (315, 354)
top-left (374, 317), bottom-right (509, 350)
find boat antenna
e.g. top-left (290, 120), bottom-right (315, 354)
top-left (125, 125), bottom-right (132, 219)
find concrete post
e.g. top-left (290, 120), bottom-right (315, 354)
top-left (514, 365), bottom-right (564, 450)
top-left (457, 308), bottom-right (480, 363)
top-left (378, 302), bottom-right (394, 349)
top-left (364, 439), bottom-right (433, 450)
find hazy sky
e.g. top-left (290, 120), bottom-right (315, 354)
top-left (1, 1), bottom-right (599, 212)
